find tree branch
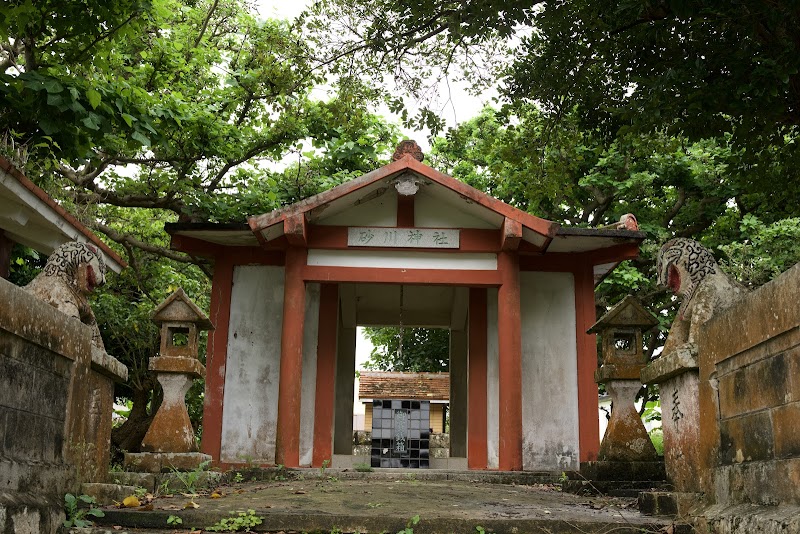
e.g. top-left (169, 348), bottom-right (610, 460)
top-left (93, 222), bottom-right (207, 266)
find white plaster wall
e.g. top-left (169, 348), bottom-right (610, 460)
top-left (486, 288), bottom-right (500, 469)
top-left (307, 249), bottom-right (497, 270)
top-left (220, 265), bottom-right (285, 464)
top-left (299, 283), bottom-right (321, 466)
top-left (414, 189), bottom-right (496, 229)
top-left (520, 271), bottom-right (580, 471)
top-left (317, 188), bottom-right (397, 226)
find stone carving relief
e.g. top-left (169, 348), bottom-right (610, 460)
top-left (25, 241), bottom-right (108, 349)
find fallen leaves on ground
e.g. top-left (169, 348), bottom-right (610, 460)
top-left (122, 496), bottom-right (140, 508)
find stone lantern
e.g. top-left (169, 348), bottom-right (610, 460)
top-left (128, 288), bottom-right (213, 472)
top-left (588, 295), bottom-right (660, 467)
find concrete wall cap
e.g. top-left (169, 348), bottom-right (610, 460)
top-left (640, 345), bottom-right (699, 384)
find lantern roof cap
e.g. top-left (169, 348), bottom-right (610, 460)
top-left (152, 288), bottom-right (213, 330)
top-left (588, 295), bottom-right (658, 334)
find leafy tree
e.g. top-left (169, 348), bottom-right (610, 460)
top-left (428, 104), bottom-right (800, 411)
top-left (304, 0), bottom-right (800, 204)
top-left (363, 327), bottom-right (450, 372)
top-left (2, 0), bottom-right (400, 453)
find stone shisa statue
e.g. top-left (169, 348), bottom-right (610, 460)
top-left (655, 237), bottom-right (746, 357)
top-left (25, 241), bottom-right (108, 349)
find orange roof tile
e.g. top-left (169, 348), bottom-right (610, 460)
top-left (358, 371), bottom-right (449, 401)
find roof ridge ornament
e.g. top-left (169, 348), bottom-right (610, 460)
top-left (392, 139), bottom-right (424, 162)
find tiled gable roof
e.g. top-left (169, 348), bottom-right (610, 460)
top-left (358, 371), bottom-right (449, 401)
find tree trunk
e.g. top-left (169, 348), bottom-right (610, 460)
top-left (111, 384), bottom-right (161, 455)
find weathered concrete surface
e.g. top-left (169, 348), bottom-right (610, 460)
top-left (695, 503), bottom-right (800, 534)
top-left (638, 491), bottom-right (704, 518)
top-left (220, 265), bottom-right (284, 464)
top-left (578, 461), bottom-right (666, 482)
top-left (141, 373), bottom-right (198, 453)
top-left (88, 476), bottom-right (678, 534)
top-left (519, 272), bottom-right (579, 471)
top-left (124, 452), bottom-right (212, 473)
top-left (1, 278), bottom-right (92, 532)
top-left (659, 371), bottom-right (703, 493)
top-left (0, 491), bottom-right (64, 534)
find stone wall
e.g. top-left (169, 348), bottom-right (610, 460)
top-left (0, 278), bottom-right (88, 531)
top-left (699, 263), bottom-right (800, 507)
top-left (0, 277), bottom-right (126, 533)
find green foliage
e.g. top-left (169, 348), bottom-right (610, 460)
top-left (642, 401), bottom-right (662, 424)
top-left (649, 429), bottom-right (665, 457)
top-left (363, 327), bottom-right (449, 372)
top-left (719, 215), bottom-right (800, 288)
top-left (167, 514), bottom-right (183, 526)
top-left (63, 493), bottom-right (105, 528)
top-left (168, 459), bottom-right (211, 494)
top-left (7, 244), bottom-right (45, 286)
top-left (354, 463), bottom-right (374, 473)
top-left (396, 514), bottom-right (420, 534)
top-left (308, 0), bottom-right (800, 170)
top-left (206, 509), bottom-right (263, 532)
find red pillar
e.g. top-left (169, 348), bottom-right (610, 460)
top-left (0, 231), bottom-right (12, 279)
top-left (275, 246), bottom-right (307, 467)
top-left (201, 255), bottom-right (234, 462)
top-left (467, 288), bottom-right (488, 469)
top-left (497, 251), bottom-right (523, 470)
top-left (312, 283), bottom-right (339, 467)
top-left (574, 266), bottom-right (600, 462)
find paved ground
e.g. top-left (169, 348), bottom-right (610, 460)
top-left (82, 469), bottom-right (683, 533)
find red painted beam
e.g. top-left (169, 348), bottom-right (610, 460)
top-left (248, 157), bottom-right (416, 231)
top-left (584, 243), bottom-right (640, 265)
top-left (574, 265), bottom-right (600, 462)
top-left (468, 288), bottom-right (488, 469)
top-left (519, 244), bottom-right (641, 273)
top-left (497, 251), bottom-right (523, 470)
top-left (312, 284), bottom-right (339, 467)
top-left (396, 194), bottom-right (415, 227)
top-left (500, 217), bottom-right (522, 251)
top-left (301, 265), bottom-right (503, 286)
top-left (275, 247), bottom-right (307, 467)
top-left (0, 157), bottom-right (127, 269)
top-left (170, 235), bottom-right (286, 264)
top-left (201, 255), bottom-right (234, 463)
top-left (284, 213), bottom-right (308, 246)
